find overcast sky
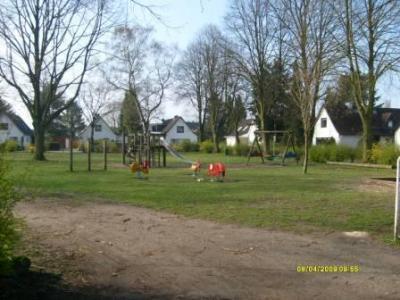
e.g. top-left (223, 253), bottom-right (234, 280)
top-left (2, 0), bottom-right (400, 126)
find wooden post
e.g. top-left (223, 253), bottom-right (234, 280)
top-left (88, 139), bottom-right (91, 172)
top-left (69, 137), bottom-right (73, 172)
top-left (122, 131), bottom-right (126, 165)
top-left (162, 147), bottom-right (166, 167)
top-left (103, 139), bottom-right (107, 171)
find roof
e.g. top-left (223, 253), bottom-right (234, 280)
top-left (226, 119), bottom-right (256, 137)
top-left (1, 112), bottom-right (33, 135)
top-left (151, 116), bottom-right (198, 135)
top-left (79, 116), bottom-right (120, 137)
top-left (325, 107), bottom-right (400, 136)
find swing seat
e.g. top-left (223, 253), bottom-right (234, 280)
top-left (285, 152), bottom-right (297, 158)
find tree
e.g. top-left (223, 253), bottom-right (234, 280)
top-left (48, 101), bottom-right (85, 139)
top-left (325, 74), bottom-right (368, 113)
top-left (0, 0), bottom-right (105, 160)
top-left (121, 90), bottom-right (142, 135)
top-left (225, 0), bottom-right (276, 154)
top-left (226, 95), bottom-right (247, 144)
top-left (278, 0), bottom-right (339, 173)
top-left (337, 0), bottom-right (400, 161)
top-left (81, 82), bottom-right (112, 152)
top-left (107, 25), bottom-right (174, 151)
top-left (200, 26), bottom-right (229, 152)
top-left (175, 39), bottom-right (208, 142)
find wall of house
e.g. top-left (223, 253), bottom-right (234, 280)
top-left (394, 128), bottom-right (400, 148)
top-left (226, 136), bottom-right (236, 146)
top-left (165, 118), bottom-right (197, 144)
top-left (80, 118), bottom-right (120, 142)
top-left (338, 135), bottom-right (360, 148)
top-left (312, 108), bottom-right (341, 145)
top-left (0, 113), bottom-right (31, 147)
top-left (225, 124), bottom-right (258, 147)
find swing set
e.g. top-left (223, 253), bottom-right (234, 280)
top-left (247, 130), bottom-right (299, 165)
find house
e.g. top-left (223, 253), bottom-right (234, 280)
top-left (313, 107), bottom-right (400, 148)
top-left (79, 116), bottom-right (121, 142)
top-left (151, 116), bottom-right (198, 144)
top-left (0, 112), bottom-right (33, 148)
top-left (225, 119), bottom-right (258, 147)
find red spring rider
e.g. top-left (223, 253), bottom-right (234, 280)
top-left (208, 162), bottom-right (226, 181)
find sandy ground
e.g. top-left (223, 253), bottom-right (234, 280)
top-left (12, 199), bottom-right (400, 300)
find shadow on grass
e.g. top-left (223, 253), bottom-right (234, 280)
top-left (0, 270), bottom-right (170, 300)
top-left (372, 177), bottom-right (396, 182)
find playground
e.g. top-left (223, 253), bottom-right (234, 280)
top-left (5, 151), bottom-right (400, 298)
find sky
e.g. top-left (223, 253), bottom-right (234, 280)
top-left (3, 0), bottom-right (400, 126)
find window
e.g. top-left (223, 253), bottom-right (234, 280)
top-left (388, 120), bottom-right (393, 128)
top-left (95, 124), bottom-right (102, 132)
top-left (321, 118), bottom-right (327, 128)
top-left (0, 123), bottom-right (8, 130)
top-left (177, 126), bottom-right (184, 133)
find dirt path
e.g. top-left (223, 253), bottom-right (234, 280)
top-left (14, 199), bottom-right (400, 300)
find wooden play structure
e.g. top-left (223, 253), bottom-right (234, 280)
top-left (124, 133), bottom-right (167, 168)
top-left (247, 130), bottom-right (299, 165)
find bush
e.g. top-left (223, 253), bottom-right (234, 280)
top-left (310, 144), bottom-right (355, 163)
top-left (199, 140), bottom-right (214, 153)
top-left (1, 140), bottom-right (18, 152)
top-left (234, 143), bottom-right (251, 156)
top-left (369, 143), bottom-right (400, 166)
top-left (174, 140), bottom-right (199, 152)
top-left (0, 153), bottom-right (20, 275)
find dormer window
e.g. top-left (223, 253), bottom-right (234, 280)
top-left (321, 118), bottom-right (327, 128)
top-left (388, 120), bottom-right (393, 128)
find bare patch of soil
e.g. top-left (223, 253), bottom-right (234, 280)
top-left (11, 199), bottom-right (400, 299)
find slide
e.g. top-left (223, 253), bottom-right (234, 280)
top-left (160, 139), bottom-right (194, 164)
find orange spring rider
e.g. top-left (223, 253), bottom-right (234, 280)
top-left (208, 162), bottom-right (226, 180)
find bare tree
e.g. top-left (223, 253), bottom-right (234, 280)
top-left (81, 82), bottom-right (112, 152)
top-left (175, 39), bottom-right (208, 142)
top-left (106, 25), bottom-right (173, 162)
top-left (337, 0), bottom-right (400, 161)
top-left (278, 0), bottom-right (339, 173)
top-left (225, 0), bottom-right (276, 154)
top-left (0, 0), bottom-right (106, 160)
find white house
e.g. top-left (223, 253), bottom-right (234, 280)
top-left (0, 112), bottom-right (33, 148)
top-left (313, 107), bottom-right (400, 148)
top-left (225, 119), bottom-right (258, 146)
top-left (151, 116), bottom-right (198, 144)
top-left (79, 117), bottom-right (120, 142)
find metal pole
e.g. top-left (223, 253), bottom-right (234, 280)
top-left (394, 157), bottom-right (400, 241)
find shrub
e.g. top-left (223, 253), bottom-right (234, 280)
top-left (0, 153), bottom-right (20, 275)
top-left (2, 140), bottom-right (18, 152)
top-left (369, 143), bottom-right (400, 166)
top-left (199, 140), bottom-right (214, 153)
top-left (175, 140), bottom-right (199, 152)
top-left (310, 144), bottom-right (355, 163)
top-left (234, 143), bottom-right (251, 156)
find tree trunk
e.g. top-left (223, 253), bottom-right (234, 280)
top-left (361, 116), bottom-right (372, 162)
top-left (211, 129), bottom-right (219, 153)
top-left (259, 118), bottom-right (268, 156)
top-left (303, 128), bottom-right (311, 174)
top-left (235, 130), bottom-right (240, 145)
top-left (90, 125), bottom-right (95, 153)
top-left (34, 125), bottom-right (46, 160)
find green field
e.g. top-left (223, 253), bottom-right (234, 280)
top-left (6, 151), bottom-right (397, 240)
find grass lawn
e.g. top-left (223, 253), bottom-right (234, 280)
top-left (6, 151), bottom-right (397, 241)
